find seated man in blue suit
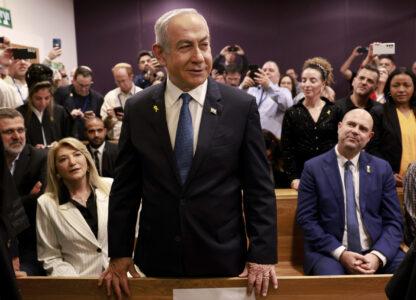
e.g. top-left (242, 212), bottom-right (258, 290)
top-left (298, 108), bottom-right (404, 275)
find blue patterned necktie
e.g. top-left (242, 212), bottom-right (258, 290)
top-left (344, 160), bottom-right (361, 253)
top-left (174, 93), bottom-right (193, 184)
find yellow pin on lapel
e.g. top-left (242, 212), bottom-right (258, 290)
top-left (367, 165), bottom-right (371, 173)
top-left (327, 109), bottom-right (331, 115)
top-left (70, 93), bottom-right (73, 97)
top-left (153, 105), bottom-right (159, 112)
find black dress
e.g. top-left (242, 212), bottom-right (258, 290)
top-left (281, 98), bottom-right (342, 182)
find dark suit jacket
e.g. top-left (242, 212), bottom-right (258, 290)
top-left (108, 78), bottom-right (277, 277)
top-left (54, 84), bottom-right (104, 140)
top-left (0, 142), bottom-right (26, 300)
top-left (297, 148), bottom-right (403, 274)
top-left (13, 145), bottom-right (47, 257)
top-left (17, 103), bottom-right (73, 147)
top-left (366, 101), bottom-right (416, 173)
top-left (88, 141), bottom-right (118, 178)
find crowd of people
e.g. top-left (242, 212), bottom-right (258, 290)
top-left (0, 7), bottom-right (416, 299)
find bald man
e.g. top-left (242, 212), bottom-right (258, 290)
top-left (297, 109), bottom-right (404, 275)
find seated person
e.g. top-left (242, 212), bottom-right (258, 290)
top-left (297, 109), bottom-right (404, 275)
top-left (0, 108), bottom-right (47, 276)
top-left (17, 64), bottom-right (72, 148)
top-left (85, 117), bottom-right (118, 178)
top-left (36, 137), bottom-right (112, 276)
top-left (404, 162), bottom-right (416, 246)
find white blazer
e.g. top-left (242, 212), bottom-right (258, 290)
top-left (36, 180), bottom-right (112, 277)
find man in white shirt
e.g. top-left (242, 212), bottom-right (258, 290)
top-left (101, 63), bottom-right (141, 139)
top-left (240, 61), bottom-right (292, 138)
top-left (5, 58), bottom-right (30, 105)
top-left (297, 109), bottom-right (404, 275)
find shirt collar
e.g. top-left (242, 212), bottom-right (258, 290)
top-left (89, 141), bottom-right (105, 154)
top-left (165, 77), bottom-right (207, 108)
top-left (335, 144), bottom-right (360, 168)
top-left (118, 84), bottom-right (136, 97)
top-left (32, 107), bottom-right (44, 120)
top-left (9, 151), bottom-right (22, 175)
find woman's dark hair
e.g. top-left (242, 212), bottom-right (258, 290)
top-left (279, 74), bottom-right (297, 98)
top-left (384, 67), bottom-right (416, 107)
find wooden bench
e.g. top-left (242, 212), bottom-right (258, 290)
top-left (18, 275), bottom-right (391, 300)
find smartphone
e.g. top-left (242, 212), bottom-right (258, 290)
top-left (228, 46), bottom-right (238, 52)
top-left (12, 48), bottom-right (37, 60)
top-left (357, 47), bottom-right (368, 54)
top-left (0, 37), bottom-right (4, 43)
top-left (373, 43), bottom-right (395, 55)
top-left (53, 38), bottom-right (61, 48)
top-left (248, 64), bottom-right (259, 80)
top-left (114, 106), bottom-right (124, 114)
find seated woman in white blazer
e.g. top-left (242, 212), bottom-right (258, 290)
top-left (36, 137), bottom-right (113, 276)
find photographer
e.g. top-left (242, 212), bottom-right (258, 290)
top-left (133, 50), bottom-right (160, 89)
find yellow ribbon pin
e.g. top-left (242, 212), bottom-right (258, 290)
top-left (327, 109), bottom-right (331, 115)
top-left (70, 93), bottom-right (73, 97)
top-left (153, 105), bottom-right (159, 112)
top-left (367, 165), bottom-right (371, 173)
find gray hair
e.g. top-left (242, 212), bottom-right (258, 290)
top-left (0, 108), bottom-right (24, 120)
top-left (154, 8), bottom-right (209, 52)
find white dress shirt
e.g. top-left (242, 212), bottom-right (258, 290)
top-left (32, 107), bottom-right (47, 145)
top-left (164, 77), bottom-right (207, 154)
top-left (331, 146), bottom-right (387, 266)
top-left (101, 84), bottom-right (142, 139)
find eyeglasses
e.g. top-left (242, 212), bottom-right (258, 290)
top-left (74, 81), bottom-right (92, 89)
top-left (1, 128), bottom-right (26, 135)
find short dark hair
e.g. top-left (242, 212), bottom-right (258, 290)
top-left (278, 74), bottom-right (297, 99)
top-left (74, 66), bottom-right (93, 80)
top-left (225, 63), bottom-right (241, 75)
top-left (379, 55), bottom-right (396, 65)
top-left (384, 67), bottom-right (416, 107)
top-left (358, 64), bottom-right (380, 83)
top-left (137, 50), bottom-right (152, 62)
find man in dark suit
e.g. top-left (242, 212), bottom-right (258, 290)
top-left (54, 66), bottom-right (103, 140)
top-left (85, 117), bottom-right (118, 178)
top-left (0, 108), bottom-right (47, 276)
top-left (0, 132), bottom-right (29, 300)
top-left (99, 8), bottom-right (277, 299)
top-left (297, 109), bottom-right (404, 275)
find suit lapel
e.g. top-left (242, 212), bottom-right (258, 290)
top-left (183, 78), bottom-right (222, 189)
top-left (95, 189), bottom-right (108, 246)
top-left (13, 145), bottom-right (30, 185)
top-left (150, 82), bottom-right (182, 184)
top-left (59, 201), bottom-right (99, 247)
top-left (322, 149), bottom-right (345, 214)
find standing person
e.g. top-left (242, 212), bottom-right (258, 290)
top-left (240, 60), bottom-right (293, 138)
top-left (281, 57), bottom-right (342, 190)
top-left (99, 8), bottom-right (277, 299)
top-left (54, 66), bottom-right (103, 140)
top-left (101, 63), bottom-right (142, 140)
top-left (133, 51), bottom-right (160, 89)
top-left (17, 64), bottom-right (72, 148)
top-left (368, 68), bottom-right (416, 186)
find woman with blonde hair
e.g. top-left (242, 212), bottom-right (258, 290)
top-left (17, 64), bottom-right (72, 149)
top-left (281, 57), bottom-right (342, 190)
top-left (36, 137), bottom-right (112, 276)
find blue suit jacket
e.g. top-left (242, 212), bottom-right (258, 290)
top-left (297, 148), bottom-right (403, 274)
top-left (108, 78), bottom-right (277, 277)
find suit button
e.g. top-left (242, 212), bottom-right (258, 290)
top-left (175, 236), bottom-right (181, 242)
top-left (316, 147), bottom-right (319, 150)
top-left (97, 248), bottom-right (102, 253)
top-left (180, 198), bottom-right (186, 205)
